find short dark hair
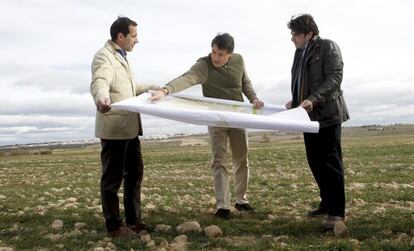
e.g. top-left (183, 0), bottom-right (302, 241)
top-left (110, 16), bottom-right (137, 42)
top-left (211, 33), bottom-right (235, 53)
top-left (288, 14), bottom-right (319, 36)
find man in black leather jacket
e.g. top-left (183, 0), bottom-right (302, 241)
top-left (285, 14), bottom-right (350, 231)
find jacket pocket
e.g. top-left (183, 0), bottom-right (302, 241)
top-left (101, 113), bottom-right (128, 134)
top-left (338, 94), bottom-right (350, 120)
top-left (308, 55), bottom-right (320, 64)
top-left (314, 99), bottom-right (339, 120)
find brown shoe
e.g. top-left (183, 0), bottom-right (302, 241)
top-left (108, 224), bottom-right (136, 238)
top-left (322, 216), bottom-right (344, 230)
top-left (127, 223), bottom-right (148, 234)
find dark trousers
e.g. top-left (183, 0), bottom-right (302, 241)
top-left (100, 137), bottom-right (144, 231)
top-left (304, 124), bottom-right (345, 218)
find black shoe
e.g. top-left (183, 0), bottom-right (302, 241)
top-left (235, 203), bottom-right (256, 212)
top-left (307, 208), bottom-right (328, 217)
top-left (108, 223), bottom-right (136, 238)
top-left (214, 209), bottom-right (230, 219)
top-left (127, 223), bottom-right (149, 234)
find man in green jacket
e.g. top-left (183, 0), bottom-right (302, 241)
top-left (150, 33), bottom-right (264, 219)
top-left (285, 14), bottom-right (350, 231)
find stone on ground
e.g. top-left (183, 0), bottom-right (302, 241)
top-left (155, 224), bottom-right (172, 233)
top-left (176, 221), bottom-right (202, 234)
top-left (174, 234), bottom-right (189, 244)
top-left (50, 219), bottom-right (64, 231)
top-left (334, 220), bottom-right (349, 238)
top-left (204, 225), bottom-right (223, 238)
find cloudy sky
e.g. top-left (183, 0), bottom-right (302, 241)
top-left (1, 0), bottom-right (413, 145)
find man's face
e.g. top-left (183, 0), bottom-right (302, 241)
top-left (290, 31), bottom-right (313, 49)
top-left (210, 44), bottom-right (232, 68)
top-left (118, 25), bottom-right (138, 52)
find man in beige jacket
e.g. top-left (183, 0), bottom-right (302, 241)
top-left (90, 17), bottom-right (150, 237)
top-left (150, 33), bottom-right (264, 219)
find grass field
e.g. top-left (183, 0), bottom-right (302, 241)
top-left (0, 125), bottom-right (413, 250)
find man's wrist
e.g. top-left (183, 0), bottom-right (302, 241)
top-left (161, 87), bottom-right (169, 95)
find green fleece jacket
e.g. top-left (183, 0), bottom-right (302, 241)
top-left (165, 53), bottom-right (257, 102)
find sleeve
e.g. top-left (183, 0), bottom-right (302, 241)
top-left (240, 57), bottom-right (258, 102)
top-left (164, 60), bottom-right (208, 94)
top-left (90, 53), bottom-right (114, 104)
top-left (135, 83), bottom-right (160, 95)
top-left (308, 40), bottom-right (344, 105)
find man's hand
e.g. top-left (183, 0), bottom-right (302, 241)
top-left (300, 99), bottom-right (313, 113)
top-left (285, 100), bottom-right (292, 109)
top-left (251, 98), bottom-right (264, 109)
top-left (149, 88), bottom-right (168, 101)
top-left (97, 97), bottom-right (111, 113)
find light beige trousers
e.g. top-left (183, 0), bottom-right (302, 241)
top-left (208, 126), bottom-right (250, 209)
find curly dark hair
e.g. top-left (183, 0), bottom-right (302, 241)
top-left (288, 14), bottom-right (319, 36)
top-left (211, 33), bottom-right (235, 53)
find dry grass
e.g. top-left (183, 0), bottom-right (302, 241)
top-left (0, 125), bottom-right (413, 250)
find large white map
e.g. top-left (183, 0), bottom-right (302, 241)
top-left (112, 93), bottom-right (319, 133)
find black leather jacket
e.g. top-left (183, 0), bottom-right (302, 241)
top-left (291, 36), bottom-right (350, 128)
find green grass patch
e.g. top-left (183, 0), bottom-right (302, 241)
top-left (0, 126), bottom-right (413, 250)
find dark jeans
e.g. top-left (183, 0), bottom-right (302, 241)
top-left (100, 137), bottom-right (144, 231)
top-left (304, 124), bottom-right (345, 218)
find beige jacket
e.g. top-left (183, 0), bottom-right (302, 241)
top-left (91, 40), bottom-right (153, 139)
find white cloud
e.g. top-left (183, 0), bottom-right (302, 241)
top-left (0, 115), bottom-right (95, 145)
top-left (0, 94), bottom-right (94, 116)
top-left (0, 0), bottom-right (413, 145)
top-left (14, 70), bottom-right (90, 94)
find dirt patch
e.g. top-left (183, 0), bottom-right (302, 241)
top-left (179, 138), bottom-right (209, 147)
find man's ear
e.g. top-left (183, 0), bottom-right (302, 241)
top-left (117, 32), bottom-right (125, 41)
top-left (305, 31), bottom-right (314, 41)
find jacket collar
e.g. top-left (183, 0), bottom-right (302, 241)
top-left (104, 40), bottom-right (129, 67)
top-left (303, 35), bottom-right (321, 64)
top-left (206, 53), bottom-right (237, 69)
top-left (105, 40), bottom-right (122, 53)
top-left (307, 36), bottom-right (321, 52)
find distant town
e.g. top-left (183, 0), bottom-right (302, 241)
top-left (0, 132), bottom-right (210, 150)
top-left (0, 124), bottom-right (407, 150)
